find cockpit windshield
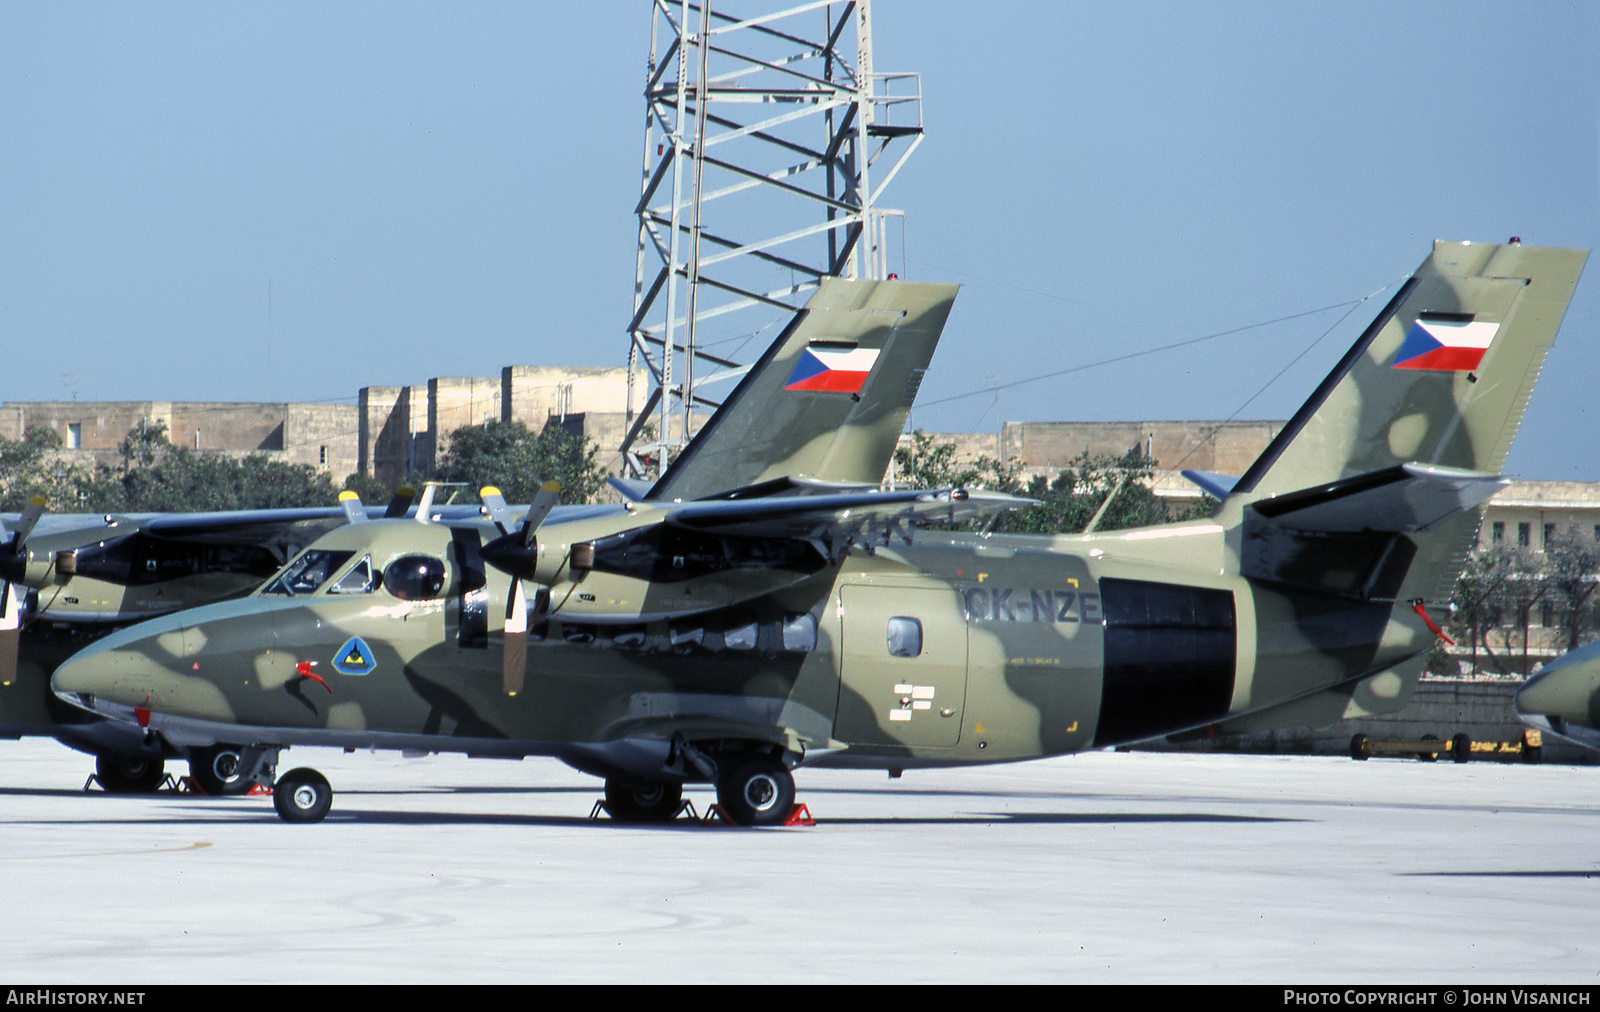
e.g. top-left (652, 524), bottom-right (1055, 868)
top-left (261, 550), bottom-right (355, 597)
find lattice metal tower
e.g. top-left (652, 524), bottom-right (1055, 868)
top-left (620, 0), bottom-right (924, 479)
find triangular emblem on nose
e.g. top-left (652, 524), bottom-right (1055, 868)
top-left (331, 636), bottom-right (376, 676)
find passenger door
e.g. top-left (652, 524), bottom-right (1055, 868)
top-left (835, 584), bottom-right (968, 748)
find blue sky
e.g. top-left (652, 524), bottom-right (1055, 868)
top-left (3, 2), bottom-right (1598, 477)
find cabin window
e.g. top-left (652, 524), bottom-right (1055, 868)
top-left (724, 623), bottom-right (758, 650)
top-left (886, 617), bottom-right (922, 658)
top-left (262, 550), bottom-right (355, 597)
top-left (782, 614), bottom-right (817, 653)
top-left (328, 556), bottom-right (380, 595)
top-left (383, 555), bottom-right (447, 600)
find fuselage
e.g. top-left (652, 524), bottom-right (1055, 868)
top-left (51, 507), bottom-right (1435, 780)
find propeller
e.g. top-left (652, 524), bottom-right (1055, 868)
top-left (0, 497), bottom-right (47, 687)
top-left (384, 485), bottom-right (416, 519)
top-left (480, 482), bottom-right (561, 696)
top-left (337, 490), bottom-right (367, 525)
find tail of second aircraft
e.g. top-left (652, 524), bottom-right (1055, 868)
top-left (644, 278), bottom-right (959, 502)
top-left (1217, 240), bottom-right (1587, 603)
top-left (1203, 240), bottom-right (1585, 734)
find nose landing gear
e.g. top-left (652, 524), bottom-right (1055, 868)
top-left (272, 767), bottom-right (333, 823)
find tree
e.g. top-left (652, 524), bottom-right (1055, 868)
top-left (81, 421), bottom-right (342, 512)
top-left (1539, 527), bottom-right (1600, 652)
top-left (433, 420), bottom-right (607, 505)
top-left (891, 431), bottom-right (1208, 536)
top-left (0, 425), bottom-right (93, 512)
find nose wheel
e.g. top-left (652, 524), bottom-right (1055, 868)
top-left (272, 767), bottom-right (333, 823)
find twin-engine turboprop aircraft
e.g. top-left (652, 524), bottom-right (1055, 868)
top-left (52, 243), bottom-right (1588, 825)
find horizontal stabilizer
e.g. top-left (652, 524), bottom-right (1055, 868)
top-left (1251, 463), bottom-right (1506, 534)
top-left (666, 488), bottom-right (1035, 540)
top-left (606, 477), bottom-right (653, 501)
top-left (1181, 470), bottom-right (1239, 500)
top-left (694, 475), bottom-right (879, 501)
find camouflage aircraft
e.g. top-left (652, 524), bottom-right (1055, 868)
top-left (1515, 641), bottom-right (1600, 752)
top-left (52, 243), bottom-right (1587, 826)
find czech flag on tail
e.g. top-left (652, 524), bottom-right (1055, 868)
top-left (1391, 312), bottom-right (1501, 372)
top-left (784, 344), bottom-right (881, 393)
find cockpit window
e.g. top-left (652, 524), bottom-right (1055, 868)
top-left (261, 550), bottom-right (356, 597)
top-left (383, 555), bottom-right (447, 601)
top-left (327, 556), bottom-right (381, 595)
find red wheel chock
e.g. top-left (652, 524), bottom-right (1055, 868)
top-left (701, 802), bottom-right (814, 826)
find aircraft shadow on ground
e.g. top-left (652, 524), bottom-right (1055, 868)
top-left (1405, 869), bottom-right (1600, 878)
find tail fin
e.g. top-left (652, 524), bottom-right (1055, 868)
top-left (1232, 240), bottom-right (1586, 499)
top-left (1227, 240), bottom-right (1586, 602)
top-left (645, 278), bottom-right (959, 502)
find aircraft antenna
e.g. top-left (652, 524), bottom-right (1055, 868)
top-left (619, 0), bottom-right (925, 480)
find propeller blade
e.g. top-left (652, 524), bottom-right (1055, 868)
top-left (502, 580), bottom-right (527, 696)
top-left (0, 496), bottom-right (47, 585)
top-left (384, 486), bottom-right (416, 519)
top-left (480, 486), bottom-right (516, 535)
top-left (0, 581), bottom-right (19, 687)
top-left (338, 490), bottom-right (367, 524)
top-left (8, 497), bottom-right (47, 547)
top-left (520, 481), bottom-right (562, 546)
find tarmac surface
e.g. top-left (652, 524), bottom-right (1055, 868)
top-left (1, 738), bottom-right (1596, 984)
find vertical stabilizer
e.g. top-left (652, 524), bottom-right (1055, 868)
top-left (646, 279), bottom-right (959, 501)
top-left (1232, 241), bottom-right (1586, 501)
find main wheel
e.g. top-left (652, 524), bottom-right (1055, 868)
top-left (604, 779), bottom-right (684, 822)
top-left (272, 768), bottom-right (332, 823)
top-left (95, 754), bottom-right (166, 793)
top-left (1349, 734), bottom-right (1370, 761)
top-left (1450, 733), bottom-right (1472, 764)
top-left (189, 744), bottom-right (263, 796)
top-left (715, 755), bottom-right (795, 827)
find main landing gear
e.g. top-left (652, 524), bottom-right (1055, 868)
top-left (715, 754), bottom-right (796, 827)
top-left (189, 744), bottom-right (277, 796)
top-left (600, 754), bottom-right (799, 826)
top-left (603, 779), bottom-right (686, 822)
top-left (94, 754), bottom-right (166, 793)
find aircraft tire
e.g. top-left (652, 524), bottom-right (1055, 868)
top-left (1349, 734), bottom-right (1370, 761)
top-left (1418, 734), bottom-right (1439, 762)
top-left (95, 754), bottom-right (166, 793)
top-left (273, 768), bottom-right (332, 823)
top-left (189, 744), bottom-right (262, 796)
top-left (1450, 734), bottom-right (1472, 764)
top-left (715, 755), bottom-right (794, 827)
top-left (603, 779), bottom-right (684, 822)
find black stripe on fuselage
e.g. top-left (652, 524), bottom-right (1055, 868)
top-left (1093, 577), bottom-right (1237, 747)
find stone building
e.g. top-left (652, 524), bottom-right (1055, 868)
top-left (357, 366), bottom-right (633, 488)
top-left (0, 400), bottom-right (357, 478)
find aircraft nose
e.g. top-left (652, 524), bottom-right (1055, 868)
top-left (52, 634), bottom-right (237, 724)
top-left (1515, 647), bottom-right (1600, 727)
